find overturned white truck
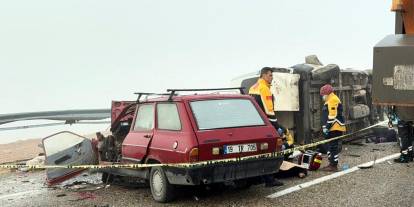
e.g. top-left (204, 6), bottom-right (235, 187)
top-left (231, 56), bottom-right (384, 145)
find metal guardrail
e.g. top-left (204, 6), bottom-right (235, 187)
top-left (0, 109), bottom-right (111, 126)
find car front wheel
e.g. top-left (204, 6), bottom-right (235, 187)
top-left (149, 167), bottom-right (176, 203)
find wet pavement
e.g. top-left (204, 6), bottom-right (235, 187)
top-left (0, 142), bottom-right (413, 207)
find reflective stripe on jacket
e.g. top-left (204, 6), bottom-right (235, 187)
top-left (248, 78), bottom-right (276, 121)
top-left (321, 93), bottom-right (346, 132)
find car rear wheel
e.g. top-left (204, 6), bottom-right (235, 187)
top-left (149, 167), bottom-right (176, 203)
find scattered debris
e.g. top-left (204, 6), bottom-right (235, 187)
top-left (276, 161), bottom-right (308, 178)
top-left (69, 192), bottom-right (96, 202)
top-left (387, 161), bottom-right (393, 165)
top-left (56, 194), bottom-right (67, 197)
top-left (359, 155), bottom-right (377, 169)
top-left (349, 142), bottom-right (365, 146)
top-left (342, 164), bottom-right (350, 170)
top-left (346, 154), bottom-right (361, 157)
top-left (18, 156), bottom-right (46, 172)
top-left (45, 186), bottom-right (59, 190)
top-left (61, 179), bottom-right (107, 192)
top-left (193, 195), bottom-right (200, 201)
top-left (18, 167), bottom-right (30, 172)
top-left (78, 192), bottom-right (96, 200)
top-left (358, 164), bottom-right (374, 169)
top-left (26, 156), bottom-right (45, 166)
top-left (370, 148), bottom-right (385, 152)
top-left (369, 127), bottom-right (397, 143)
top-left (63, 181), bottom-right (91, 190)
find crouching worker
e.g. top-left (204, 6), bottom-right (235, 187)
top-left (320, 84), bottom-right (346, 172)
top-left (279, 128), bottom-right (294, 160)
top-left (249, 67), bottom-right (283, 187)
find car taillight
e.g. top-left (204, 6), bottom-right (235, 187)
top-left (260, 142), bottom-right (268, 151)
top-left (276, 138), bottom-right (283, 151)
top-left (189, 148), bottom-right (199, 162)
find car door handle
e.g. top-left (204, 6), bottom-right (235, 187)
top-left (144, 134), bottom-right (153, 138)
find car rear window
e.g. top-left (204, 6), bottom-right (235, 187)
top-left (190, 99), bottom-right (265, 130)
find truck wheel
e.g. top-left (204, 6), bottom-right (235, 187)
top-left (149, 167), bottom-right (176, 203)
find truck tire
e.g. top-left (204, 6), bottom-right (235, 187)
top-left (149, 167), bottom-right (176, 203)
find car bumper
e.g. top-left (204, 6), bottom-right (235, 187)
top-left (164, 156), bottom-right (283, 185)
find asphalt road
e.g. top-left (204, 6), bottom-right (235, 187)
top-left (0, 142), bottom-right (413, 207)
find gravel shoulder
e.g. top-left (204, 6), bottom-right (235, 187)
top-left (1, 142), bottom-right (409, 207)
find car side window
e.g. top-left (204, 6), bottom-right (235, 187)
top-left (133, 104), bottom-right (154, 131)
top-left (157, 103), bottom-right (182, 131)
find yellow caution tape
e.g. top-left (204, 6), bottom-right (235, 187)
top-left (0, 120), bottom-right (388, 170)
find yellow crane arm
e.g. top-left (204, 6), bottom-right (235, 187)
top-left (392, 0), bottom-right (414, 34)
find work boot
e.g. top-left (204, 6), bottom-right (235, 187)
top-left (394, 153), bottom-right (412, 163)
top-left (408, 146), bottom-right (414, 161)
top-left (321, 164), bottom-right (338, 172)
top-left (264, 179), bottom-right (284, 188)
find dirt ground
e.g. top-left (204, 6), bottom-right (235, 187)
top-left (0, 139), bottom-right (43, 164)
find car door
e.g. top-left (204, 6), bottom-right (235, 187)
top-left (122, 103), bottom-right (155, 163)
top-left (42, 131), bottom-right (98, 185)
top-left (150, 102), bottom-right (187, 163)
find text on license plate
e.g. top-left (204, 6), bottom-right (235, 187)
top-left (224, 143), bottom-right (257, 154)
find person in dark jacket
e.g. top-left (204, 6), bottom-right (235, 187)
top-left (319, 84), bottom-right (346, 172)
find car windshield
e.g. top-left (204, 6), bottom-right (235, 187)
top-left (190, 99), bottom-right (265, 130)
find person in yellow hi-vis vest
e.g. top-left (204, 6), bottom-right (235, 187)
top-left (249, 67), bottom-right (285, 187)
top-left (319, 84), bottom-right (346, 172)
top-left (249, 67), bottom-right (294, 159)
top-left (249, 67), bottom-right (284, 131)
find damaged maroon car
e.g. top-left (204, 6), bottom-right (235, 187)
top-left (42, 88), bottom-right (284, 203)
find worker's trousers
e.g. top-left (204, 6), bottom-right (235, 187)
top-left (326, 131), bottom-right (343, 166)
top-left (398, 120), bottom-right (413, 158)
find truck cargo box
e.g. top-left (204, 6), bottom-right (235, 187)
top-left (372, 34), bottom-right (414, 107)
top-left (232, 57), bottom-right (384, 144)
top-left (372, 34), bottom-right (414, 121)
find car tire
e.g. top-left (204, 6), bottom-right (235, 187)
top-left (149, 167), bottom-right (176, 203)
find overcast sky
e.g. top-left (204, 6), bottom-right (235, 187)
top-left (0, 0), bottom-right (394, 142)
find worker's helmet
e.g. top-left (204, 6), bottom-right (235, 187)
top-left (320, 84), bottom-right (333, 96)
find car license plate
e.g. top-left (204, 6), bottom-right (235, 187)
top-left (224, 143), bottom-right (257, 154)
